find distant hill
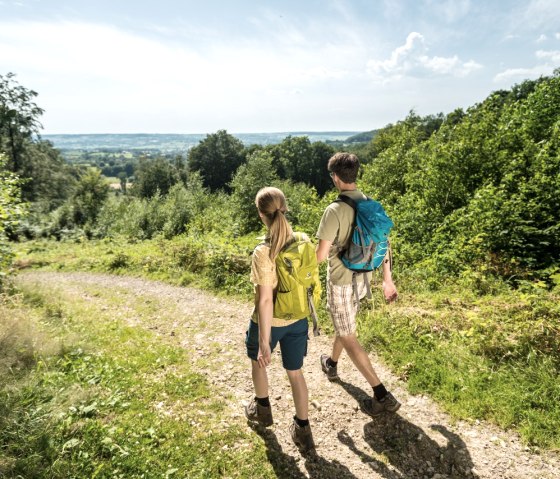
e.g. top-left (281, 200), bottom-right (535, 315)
top-left (43, 132), bottom-right (362, 153)
top-left (345, 130), bottom-right (379, 143)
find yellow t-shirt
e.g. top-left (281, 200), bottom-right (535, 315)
top-left (250, 242), bottom-right (300, 327)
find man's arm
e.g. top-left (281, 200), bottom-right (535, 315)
top-left (382, 249), bottom-right (398, 303)
top-left (316, 239), bottom-right (332, 263)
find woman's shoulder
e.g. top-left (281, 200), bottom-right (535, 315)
top-left (292, 231), bottom-right (311, 242)
top-left (252, 242), bottom-right (272, 263)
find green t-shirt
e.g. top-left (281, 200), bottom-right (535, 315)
top-left (316, 189), bottom-right (372, 286)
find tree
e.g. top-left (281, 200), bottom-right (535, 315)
top-left (71, 168), bottom-right (110, 227)
top-left (267, 136), bottom-right (334, 195)
top-left (230, 150), bottom-right (280, 233)
top-left (132, 157), bottom-right (179, 199)
top-left (117, 172), bottom-right (128, 194)
top-left (1, 74), bottom-right (76, 207)
top-left (0, 154), bottom-right (26, 282)
top-left (271, 136), bottom-right (313, 183)
top-left (188, 130), bottom-right (246, 192)
top-left (19, 140), bottom-right (77, 208)
top-left (310, 141), bottom-right (335, 195)
top-left (0, 73), bottom-right (44, 173)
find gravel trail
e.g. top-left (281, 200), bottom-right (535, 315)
top-left (17, 271), bottom-right (560, 479)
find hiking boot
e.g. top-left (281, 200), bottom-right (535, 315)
top-left (290, 419), bottom-right (315, 453)
top-left (360, 392), bottom-right (401, 417)
top-left (320, 354), bottom-right (338, 381)
top-left (244, 398), bottom-right (273, 427)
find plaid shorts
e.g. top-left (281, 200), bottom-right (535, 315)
top-left (327, 280), bottom-right (368, 337)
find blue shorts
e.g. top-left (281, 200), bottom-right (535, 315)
top-left (245, 318), bottom-right (309, 371)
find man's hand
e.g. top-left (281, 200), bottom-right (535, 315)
top-left (382, 279), bottom-right (398, 303)
top-left (257, 342), bottom-right (271, 368)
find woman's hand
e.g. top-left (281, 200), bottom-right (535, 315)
top-left (257, 342), bottom-right (271, 368)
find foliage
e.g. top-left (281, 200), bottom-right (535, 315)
top-left (345, 129), bottom-right (378, 143)
top-left (131, 156), bottom-right (182, 199)
top-left (0, 72), bottom-right (44, 173)
top-left (360, 75), bottom-right (560, 283)
top-left (0, 154), bottom-right (27, 283)
top-left (230, 149), bottom-right (280, 233)
top-left (0, 74), bottom-right (76, 208)
top-left (276, 179), bottom-right (325, 236)
top-left (71, 169), bottom-right (110, 228)
top-left (19, 140), bottom-right (78, 207)
top-left (188, 130), bottom-right (246, 192)
top-left (359, 286), bottom-right (560, 449)
top-left (267, 136), bottom-right (335, 195)
top-left (96, 172), bottom-right (212, 241)
top-left (0, 283), bottom-right (273, 478)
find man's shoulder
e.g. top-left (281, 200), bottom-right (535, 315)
top-left (338, 189), bottom-right (367, 202)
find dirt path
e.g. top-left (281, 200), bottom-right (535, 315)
top-left (17, 271), bottom-right (560, 479)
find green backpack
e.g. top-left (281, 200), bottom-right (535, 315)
top-left (273, 232), bottom-right (321, 336)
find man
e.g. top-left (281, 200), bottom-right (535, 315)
top-left (316, 152), bottom-right (401, 416)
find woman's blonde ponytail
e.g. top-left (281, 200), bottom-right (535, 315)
top-left (255, 187), bottom-right (293, 260)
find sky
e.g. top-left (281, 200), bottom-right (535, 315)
top-left (1, 0), bottom-right (560, 135)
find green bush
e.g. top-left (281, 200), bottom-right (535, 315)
top-left (360, 75), bottom-right (560, 284)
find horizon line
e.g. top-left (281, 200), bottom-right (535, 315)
top-left (42, 130), bottom-right (366, 136)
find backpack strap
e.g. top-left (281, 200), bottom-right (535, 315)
top-left (336, 194), bottom-right (373, 310)
top-left (334, 194), bottom-right (356, 256)
top-left (307, 289), bottom-right (320, 337)
top-left (351, 272), bottom-right (372, 312)
top-left (280, 232), bottom-right (297, 252)
top-left (335, 194), bottom-right (357, 210)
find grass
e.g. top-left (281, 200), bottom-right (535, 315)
top-left (0, 280), bottom-right (276, 478)
top-left (9, 236), bottom-right (560, 451)
top-left (359, 286), bottom-right (560, 450)
top-left (12, 235), bottom-right (255, 297)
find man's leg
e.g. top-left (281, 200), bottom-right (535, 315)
top-left (330, 335), bottom-right (344, 362)
top-left (336, 333), bottom-right (381, 387)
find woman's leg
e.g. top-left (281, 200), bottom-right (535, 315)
top-left (286, 368), bottom-right (308, 420)
top-left (251, 359), bottom-right (269, 397)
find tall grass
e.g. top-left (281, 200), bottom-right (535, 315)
top-left (0, 282), bottom-right (274, 478)
top-left (359, 286), bottom-right (560, 449)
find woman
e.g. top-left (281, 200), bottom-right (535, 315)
top-left (244, 186), bottom-right (315, 453)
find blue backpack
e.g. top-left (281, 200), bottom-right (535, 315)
top-left (336, 194), bottom-right (393, 303)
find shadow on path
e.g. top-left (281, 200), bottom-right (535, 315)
top-left (335, 379), bottom-right (479, 479)
top-left (254, 425), bottom-right (358, 479)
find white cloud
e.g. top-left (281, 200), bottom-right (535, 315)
top-left (494, 48), bottom-right (560, 83)
top-left (367, 32), bottom-right (481, 81)
top-left (556, 32), bottom-right (560, 40)
top-left (537, 34), bottom-right (547, 43)
top-left (0, 20), bottom-right (348, 98)
top-left (0, 19), bottom-right (363, 132)
top-left (536, 49), bottom-right (560, 63)
top-left (494, 65), bottom-right (552, 83)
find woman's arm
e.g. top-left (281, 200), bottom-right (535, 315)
top-left (256, 284), bottom-right (274, 368)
